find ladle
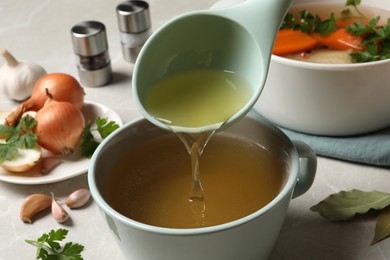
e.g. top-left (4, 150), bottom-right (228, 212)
top-left (132, 0), bottom-right (293, 133)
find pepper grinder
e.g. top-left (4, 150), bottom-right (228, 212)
top-left (116, 1), bottom-right (151, 63)
top-left (71, 21), bottom-right (112, 87)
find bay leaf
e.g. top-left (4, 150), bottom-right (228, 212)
top-left (310, 189), bottom-right (390, 221)
top-left (372, 207), bottom-right (390, 245)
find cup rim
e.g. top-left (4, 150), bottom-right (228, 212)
top-left (88, 115), bottom-right (299, 235)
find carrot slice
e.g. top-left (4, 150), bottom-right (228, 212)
top-left (272, 29), bottom-right (319, 56)
top-left (312, 29), bottom-right (364, 51)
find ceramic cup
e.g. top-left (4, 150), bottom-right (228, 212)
top-left (88, 115), bottom-right (317, 260)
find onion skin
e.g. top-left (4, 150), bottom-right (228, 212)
top-left (29, 73), bottom-right (84, 111)
top-left (5, 73), bottom-right (84, 127)
top-left (35, 99), bottom-right (85, 155)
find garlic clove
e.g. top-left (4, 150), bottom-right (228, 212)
top-left (0, 49), bottom-right (46, 101)
top-left (41, 156), bottom-right (62, 175)
top-left (51, 193), bottom-right (69, 223)
top-left (0, 139), bottom-right (42, 173)
top-left (65, 188), bottom-right (91, 209)
top-left (20, 194), bottom-right (52, 223)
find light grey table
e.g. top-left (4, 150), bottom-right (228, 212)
top-left (0, 0), bottom-right (389, 259)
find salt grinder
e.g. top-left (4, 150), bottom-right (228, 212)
top-left (71, 21), bottom-right (112, 87)
top-left (116, 1), bottom-right (151, 63)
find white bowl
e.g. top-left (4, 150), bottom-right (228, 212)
top-left (253, 0), bottom-right (390, 136)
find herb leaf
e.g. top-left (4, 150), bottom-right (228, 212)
top-left (80, 121), bottom-right (99, 159)
top-left (0, 124), bottom-right (14, 137)
top-left (346, 17), bottom-right (390, 62)
top-left (0, 115), bottom-right (38, 162)
top-left (310, 190), bottom-right (390, 221)
top-left (314, 13), bottom-right (337, 36)
top-left (372, 208), bottom-right (390, 245)
top-left (280, 9), bottom-right (336, 36)
top-left (345, 0), bottom-right (361, 7)
top-left (96, 117), bottom-right (119, 139)
top-left (80, 117), bottom-right (120, 158)
top-left (25, 228), bottom-right (84, 260)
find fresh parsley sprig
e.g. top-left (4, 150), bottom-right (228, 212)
top-left (25, 228), bottom-right (85, 260)
top-left (280, 0), bottom-right (368, 35)
top-left (280, 0), bottom-right (390, 63)
top-left (80, 117), bottom-right (120, 158)
top-left (345, 0), bottom-right (365, 18)
top-left (0, 115), bottom-right (38, 162)
top-left (347, 17), bottom-right (390, 62)
top-left (280, 0), bottom-right (364, 36)
top-left (280, 9), bottom-right (336, 36)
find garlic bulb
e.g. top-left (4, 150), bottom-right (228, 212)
top-left (0, 49), bottom-right (46, 101)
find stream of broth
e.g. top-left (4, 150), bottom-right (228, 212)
top-left (143, 69), bottom-right (253, 224)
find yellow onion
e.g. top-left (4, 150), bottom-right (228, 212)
top-left (5, 73), bottom-right (84, 127)
top-left (35, 98), bottom-right (85, 155)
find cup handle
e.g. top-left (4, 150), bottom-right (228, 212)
top-left (291, 140), bottom-right (317, 199)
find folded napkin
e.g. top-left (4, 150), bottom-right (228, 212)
top-left (249, 111), bottom-right (390, 167)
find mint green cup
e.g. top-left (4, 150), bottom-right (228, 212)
top-left (88, 114), bottom-right (317, 260)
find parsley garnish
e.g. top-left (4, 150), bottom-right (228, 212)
top-left (345, 0), bottom-right (365, 18)
top-left (0, 115), bottom-right (38, 162)
top-left (25, 228), bottom-right (84, 260)
top-left (80, 117), bottom-right (119, 158)
top-left (280, 10), bottom-right (336, 36)
top-left (280, 0), bottom-right (390, 63)
top-left (346, 17), bottom-right (390, 62)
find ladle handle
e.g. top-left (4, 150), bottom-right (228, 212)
top-left (215, 0), bottom-right (293, 68)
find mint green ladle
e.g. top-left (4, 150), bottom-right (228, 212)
top-left (132, 0), bottom-right (293, 133)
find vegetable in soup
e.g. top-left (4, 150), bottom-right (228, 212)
top-left (273, 1), bottom-right (390, 64)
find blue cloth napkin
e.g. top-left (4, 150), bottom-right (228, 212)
top-left (249, 111), bottom-right (390, 167)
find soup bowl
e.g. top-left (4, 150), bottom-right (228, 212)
top-left (88, 115), bottom-right (317, 260)
top-left (214, 0), bottom-right (390, 136)
top-left (256, 0), bottom-right (390, 136)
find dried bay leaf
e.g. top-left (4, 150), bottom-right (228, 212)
top-left (310, 189), bottom-right (390, 221)
top-left (372, 207), bottom-right (390, 245)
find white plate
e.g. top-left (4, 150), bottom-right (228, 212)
top-left (0, 100), bottom-right (123, 185)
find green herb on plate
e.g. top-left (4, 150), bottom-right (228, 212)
top-left (80, 117), bottom-right (120, 158)
top-left (0, 115), bottom-right (38, 162)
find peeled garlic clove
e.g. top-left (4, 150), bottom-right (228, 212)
top-left (20, 194), bottom-right (52, 223)
top-left (65, 188), bottom-right (90, 209)
top-left (51, 193), bottom-right (69, 223)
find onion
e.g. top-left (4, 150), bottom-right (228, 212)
top-left (5, 73), bottom-right (84, 127)
top-left (35, 97), bottom-right (85, 155)
top-left (0, 139), bottom-right (42, 172)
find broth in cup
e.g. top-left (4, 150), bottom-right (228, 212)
top-left (107, 132), bottom-right (284, 229)
top-left (88, 115), bottom-right (317, 260)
